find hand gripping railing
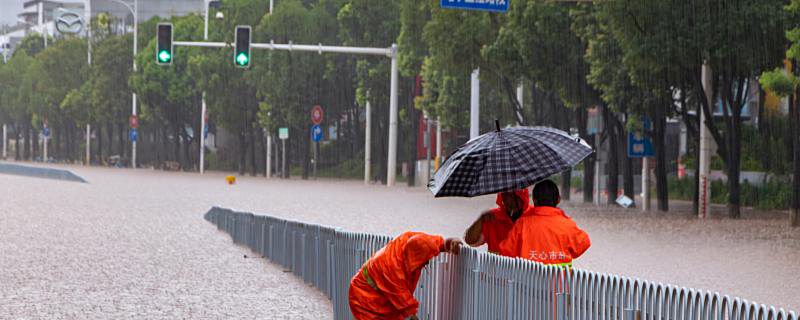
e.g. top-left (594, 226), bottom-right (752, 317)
top-left (203, 207), bottom-right (798, 320)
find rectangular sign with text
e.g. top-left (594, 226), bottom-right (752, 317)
top-left (440, 0), bottom-right (509, 13)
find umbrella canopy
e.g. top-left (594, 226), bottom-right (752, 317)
top-left (428, 126), bottom-right (593, 197)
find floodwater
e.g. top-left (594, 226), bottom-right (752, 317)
top-left (1, 163), bottom-right (798, 317)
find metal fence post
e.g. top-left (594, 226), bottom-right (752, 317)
top-left (557, 292), bottom-right (567, 320)
top-left (625, 308), bottom-right (642, 320)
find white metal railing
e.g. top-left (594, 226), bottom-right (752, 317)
top-left (203, 206), bottom-right (798, 320)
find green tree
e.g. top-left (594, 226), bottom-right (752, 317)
top-left (601, 0), bottom-right (788, 216)
top-left (759, 0), bottom-right (800, 226)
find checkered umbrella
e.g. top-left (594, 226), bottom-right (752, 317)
top-left (428, 125), bottom-right (593, 197)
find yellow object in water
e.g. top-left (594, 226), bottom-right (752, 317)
top-left (226, 175), bottom-right (236, 185)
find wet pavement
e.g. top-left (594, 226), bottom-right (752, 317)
top-left (1, 164), bottom-right (798, 316)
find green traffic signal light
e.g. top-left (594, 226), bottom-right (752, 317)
top-left (156, 23), bottom-right (173, 66)
top-left (235, 52), bottom-right (249, 66)
top-left (234, 26), bottom-right (251, 68)
top-left (158, 50), bottom-right (172, 63)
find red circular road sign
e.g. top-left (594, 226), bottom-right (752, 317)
top-left (129, 115), bottom-right (138, 129)
top-left (311, 105), bottom-right (323, 125)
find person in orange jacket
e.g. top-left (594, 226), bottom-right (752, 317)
top-left (348, 231), bottom-right (462, 320)
top-left (498, 180), bottom-right (591, 267)
top-left (464, 189), bottom-right (532, 254)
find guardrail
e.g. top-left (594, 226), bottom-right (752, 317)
top-left (204, 206), bottom-right (797, 320)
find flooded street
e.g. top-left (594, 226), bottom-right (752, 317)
top-left (1, 164), bottom-right (798, 317)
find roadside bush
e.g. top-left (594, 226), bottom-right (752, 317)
top-left (668, 176), bottom-right (792, 210)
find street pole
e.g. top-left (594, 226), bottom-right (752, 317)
top-left (200, 92), bottom-right (206, 174)
top-left (699, 61), bottom-right (714, 219)
top-left (594, 132), bottom-right (601, 206)
top-left (364, 100), bottom-right (372, 184)
top-left (131, 0), bottom-right (138, 169)
top-left (2, 124), bottom-right (6, 159)
top-left (386, 44), bottom-right (399, 186)
top-left (269, 0), bottom-right (274, 14)
top-left (266, 133), bottom-right (272, 179)
top-left (435, 117), bottom-right (442, 171)
top-left (86, 0), bottom-right (91, 64)
top-left (200, 0), bottom-right (210, 174)
top-left (470, 68), bottom-right (480, 139)
top-left (86, 124), bottom-right (91, 165)
top-left (425, 116), bottom-right (432, 185)
top-left (282, 139), bottom-right (286, 179)
top-left (39, 2), bottom-right (47, 48)
top-left (516, 81), bottom-right (524, 125)
top-left (642, 157), bottom-right (650, 211)
top-left (86, 1), bottom-right (92, 166)
top-left (313, 141), bottom-right (318, 179)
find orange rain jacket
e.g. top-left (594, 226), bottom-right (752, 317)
top-left (348, 231), bottom-right (445, 320)
top-left (482, 189), bottom-right (532, 254)
top-left (497, 206), bottom-right (591, 265)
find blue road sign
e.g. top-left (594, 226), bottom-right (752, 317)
top-left (627, 132), bottom-right (654, 158)
top-left (311, 124), bottom-right (323, 142)
top-left (440, 0), bottom-right (509, 13)
top-left (129, 128), bottom-right (138, 142)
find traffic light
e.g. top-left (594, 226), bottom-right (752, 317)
top-left (234, 25), bottom-right (251, 68)
top-left (156, 23), bottom-right (173, 65)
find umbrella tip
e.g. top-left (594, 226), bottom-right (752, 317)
top-left (495, 119), bottom-right (501, 132)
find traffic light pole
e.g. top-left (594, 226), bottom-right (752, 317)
top-left (131, 0), bottom-right (138, 169)
top-left (171, 40), bottom-right (400, 186)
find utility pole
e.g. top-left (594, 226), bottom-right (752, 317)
top-left (435, 117), bottom-right (442, 171)
top-left (364, 100), bottom-right (371, 184)
top-left (282, 138), bottom-right (286, 179)
top-left (470, 68), bottom-right (480, 139)
top-left (425, 116), bottom-right (432, 185)
top-left (86, 0), bottom-right (92, 166)
top-left (642, 157), bottom-right (650, 211)
top-left (699, 61), bottom-right (714, 219)
top-left (266, 132), bottom-right (271, 179)
top-left (131, 0), bottom-right (138, 169)
top-left (86, 125), bottom-right (91, 165)
top-left (386, 45), bottom-right (399, 186)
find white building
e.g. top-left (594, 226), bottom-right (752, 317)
top-left (0, 0), bottom-right (205, 59)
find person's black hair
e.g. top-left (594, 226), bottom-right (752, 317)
top-left (532, 179), bottom-right (560, 207)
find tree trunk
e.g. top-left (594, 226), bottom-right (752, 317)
top-left (259, 128), bottom-right (267, 177)
top-left (604, 106), bottom-right (620, 205)
top-left (54, 124), bottom-right (62, 160)
top-left (249, 124), bottom-right (257, 176)
top-left (558, 103), bottom-right (572, 201)
top-left (792, 87), bottom-right (799, 226)
top-left (23, 123), bottom-right (31, 161)
top-left (237, 129), bottom-right (246, 175)
top-left (96, 124), bottom-right (103, 164)
top-left (407, 84), bottom-right (418, 187)
top-left (653, 103), bottom-right (669, 212)
top-left (15, 124), bottom-right (21, 160)
top-left (577, 106), bottom-right (594, 203)
top-left (182, 129), bottom-right (191, 171)
top-left (32, 125), bottom-right (39, 161)
top-left (621, 114), bottom-right (635, 202)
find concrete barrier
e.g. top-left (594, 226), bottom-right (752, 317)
top-left (0, 162), bottom-right (87, 183)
